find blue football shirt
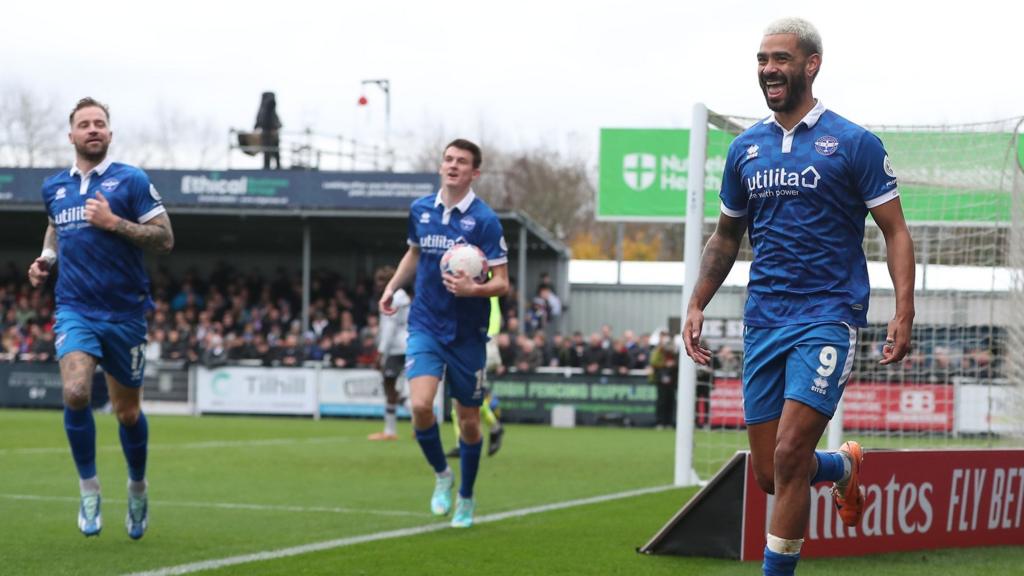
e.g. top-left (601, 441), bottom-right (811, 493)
top-left (42, 158), bottom-right (166, 321)
top-left (719, 101), bottom-right (899, 328)
top-left (407, 190), bottom-right (508, 344)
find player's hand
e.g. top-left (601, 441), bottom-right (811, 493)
top-left (379, 286), bottom-right (397, 316)
top-left (442, 271), bottom-right (475, 297)
top-left (682, 306), bottom-right (712, 365)
top-left (879, 314), bottom-right (912, 365)
top-left (84, 190), bottom-right (121, 231)
top-left (27, 257), bottom-right (51, 287)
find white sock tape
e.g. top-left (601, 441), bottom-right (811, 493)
top-left (766, 533), bottom-right (804, 555)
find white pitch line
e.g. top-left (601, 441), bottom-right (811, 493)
top-left (0, 436), bottom-right (353, 456)
top-left (0, 493), bottom-right (430, 518)
top-left (121, 484), bottom-right (679, 576)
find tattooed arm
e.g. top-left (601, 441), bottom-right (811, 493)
top-left (84, 190), bottom-right (174, 254)
top-left (112, 213), bottom-right (175, 254)
top-left (682, 213), bottom-right (747, 365)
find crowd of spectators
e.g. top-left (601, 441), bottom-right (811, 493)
top-left (0, 261), bottom-right (1005, 384)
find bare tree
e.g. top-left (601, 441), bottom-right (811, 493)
top-left (0, 86), bottom-right (64, 167)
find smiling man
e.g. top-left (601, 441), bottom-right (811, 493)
top-left (681, 18), bottom-right (916, 576)
top-left (378, 139), bottom-right (509, 528)
top-left (28, 97), bottom-right (174, 540)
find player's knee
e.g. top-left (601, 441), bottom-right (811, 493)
top-left (459, 419), bottom-right (482, 443)
top-left (114, 404), bottom-right (141, 426)
top-left (754, 468), bottom-right (775, 495)
top-left (773, 443), bottom-right (810, 484)
top-left (62, 380), bottom-right (91, 409)
top-left (410, 401), bottom-right (434, 422)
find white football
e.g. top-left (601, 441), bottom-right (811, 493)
top-left (440, 244), bottom-right (488, 283)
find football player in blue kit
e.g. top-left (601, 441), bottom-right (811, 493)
top-left (28, 98), bottom-right (174, 539)
top-left (378, 139), bottom-right (509, 528)
top-left (681, 19), bottom-right (916, 576)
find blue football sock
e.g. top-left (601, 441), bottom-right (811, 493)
top-left (414, 422), bottom-right (448, 473)
top-left (811, 450), bottom-right (845, 484)
top-left (64, 406), bottom-right (97, 480)
top-left (119, 412), bottom-right (149, 482)
top-left (458, 438), bottom-right (483, 499)
top-left (763, 548), bottom-right (799, 576)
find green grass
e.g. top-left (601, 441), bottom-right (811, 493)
top-left (1, 409), bottom-right (1021, 575)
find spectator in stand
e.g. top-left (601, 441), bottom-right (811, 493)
top-left (170, 281), bottom-right (204, 312)
top-left (505, 315), bottom-right (520, 336)
top-left (161, 329), bottom-right (189, 362)
top-left (583, 332), bottom-right (610, 374)
top-left (531, 331), bottom-right (551, 366)
top-left (356, 333), bottom-right (379, 368)
top-left (513, 336), bottom-right (542, 373)
top-left (360, 313), bottom-right (379, 344)
top-left (276, 333), bottom-right (304, 367)
top-left (609, 339), bottom-right (633, 375)
top-left (200, 330), bottom-right (228, 367)
top-left (525, 296), bottom-right (548, 336)
top-left (537, 283), bottom-right (562, 336)
top-left (547, 333), bottom-right (567, 367)
top-left (568, 331), bottom-right (586, 368)
top-left (631, 332), bottom-right (651, 369)
top-left (649, 331), bottom-right (678, 429)
top-left (599, 324), bottom-right (614, 350)
top-left (329, 329), bottom-right (359, 368)
top-left (306, 334), bottom-right (331, 362)
top-left (494, 332), bottom-right (516, 376)
top-left (146, 329), bottom-right (165, 364)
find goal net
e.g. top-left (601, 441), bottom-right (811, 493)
top-left (683, 110), bottom-right (1024, 484)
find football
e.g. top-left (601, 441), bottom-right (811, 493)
top-left (440, 243), bottom-right (488, 283)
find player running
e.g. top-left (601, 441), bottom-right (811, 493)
top-left (379, 139), bottom-right (509, 528)
top-left (29, 97), bottom-right (174, 539)
top-left (681, 18), bottom-right (915, 576)
top-left (369, 265), bottom-right (409, 441)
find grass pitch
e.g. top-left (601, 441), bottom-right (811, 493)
top-left (0, 409), bottom-right (1020, 575)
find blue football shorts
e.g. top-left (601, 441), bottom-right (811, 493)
top-left (54, 309), bottom-right (148, 388)
top-left (742, 322), bottom-right (858, 425)
top-left (405, 331), bottom-right (486, 407)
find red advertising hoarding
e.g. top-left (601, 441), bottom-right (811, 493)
top-left (741, 449), bottom-right (1024, 560)
top-left (710, 379), bottom-right (955, 432)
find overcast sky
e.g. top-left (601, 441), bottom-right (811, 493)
top-left (3, 0), bottom-right (1021, 169)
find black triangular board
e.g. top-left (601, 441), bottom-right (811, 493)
top-left (638, 451), bottom-right (747, 559)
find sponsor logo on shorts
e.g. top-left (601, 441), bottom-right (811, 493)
top-left (811, 376), bottom-right (829, 396)
top-left (55, 333), bottom-right (67, 349)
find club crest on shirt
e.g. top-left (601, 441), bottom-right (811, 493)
top-left (814, 136), bottom-right (839, 156)
top-left (459, 215), bottom-right (476, 232)
top-left (100, 178), bottom-right (120, 193)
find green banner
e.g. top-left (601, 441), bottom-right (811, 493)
top-left (598, 127), bottom-right (1022, 224)
top-left (597, 129), bottom-right (731, 221)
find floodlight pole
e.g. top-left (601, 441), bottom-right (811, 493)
top-left (361, 79), bottom-right (392, 170)
top-left (675, 103), bottom-right (708, 487)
